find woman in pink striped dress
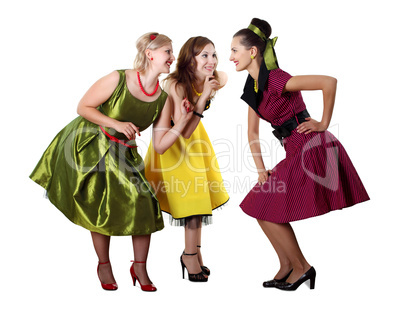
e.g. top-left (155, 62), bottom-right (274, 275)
top-left (230, 18), bottom-right (369, 291)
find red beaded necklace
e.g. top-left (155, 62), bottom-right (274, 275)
top-left (137, 72), bottom-right (159, 96)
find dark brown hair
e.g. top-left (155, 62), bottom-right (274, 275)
top-left (233, 18), bottom-right (272, 57)
top-left (165, 36), bottom-right (219, 105)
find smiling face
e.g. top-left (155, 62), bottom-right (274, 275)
top-left (149, 43), bottom-right (175, 74)
top-left (194, 43), bottom-right (217, 78)
top-left (230, 36), bottom-right (252, 72)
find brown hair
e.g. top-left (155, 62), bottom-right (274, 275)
top-left (165, 36), bottom-right (220, 105)
top-left (133, 32), bottom-right (172, 72)
top-left (233, 18), bottom-right (272, 57)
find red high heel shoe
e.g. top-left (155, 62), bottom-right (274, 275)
top-left (130, 261), bottom-right (157, 292)
top-left (97, 261), bottom-right (118, 291)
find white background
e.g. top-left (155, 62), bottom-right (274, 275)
top-left (1, 0), bottom-right (400, 316)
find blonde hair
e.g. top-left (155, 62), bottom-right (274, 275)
top-left (133, 32), bottom-right (172, 72)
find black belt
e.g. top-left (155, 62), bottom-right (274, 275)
top-left (271, 109), bottom-right (310, 145)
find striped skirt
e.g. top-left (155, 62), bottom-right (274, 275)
top-left (240, 130), bottom-right (369, 223)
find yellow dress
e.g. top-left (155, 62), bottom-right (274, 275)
top-left (144, 121), bottom-right (229, 224)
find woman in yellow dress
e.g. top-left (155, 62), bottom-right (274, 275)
top-left (145, 36), bottom-right (229, 282)
top-left (145, 37), bottom-right (229, 282)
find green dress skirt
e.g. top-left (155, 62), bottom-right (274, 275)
top-left (30, 70), bottom-right (167, 236)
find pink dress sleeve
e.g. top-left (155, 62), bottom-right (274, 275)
top-left (268, 69), bottom-right (292, 97)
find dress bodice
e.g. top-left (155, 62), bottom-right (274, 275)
top-left (241, 65), bottom-right (306, 126)
top-left (99, 70), bottom-right (167, 138)
top-left (258, 69), bottom-right (306, 126)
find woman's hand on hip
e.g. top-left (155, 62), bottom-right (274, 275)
top-left (296, 117), bottom-right (327, 134)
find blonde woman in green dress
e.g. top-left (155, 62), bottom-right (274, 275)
top-left (30, 32), bottom-right (193, 292)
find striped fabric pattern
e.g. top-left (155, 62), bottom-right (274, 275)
top-left (240, 69), bottom-right (369, 223)
top-left (259, 69), bottom-right (306, 126)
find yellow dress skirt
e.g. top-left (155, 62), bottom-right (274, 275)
top-left (144, 121), bottom-right (229, 226)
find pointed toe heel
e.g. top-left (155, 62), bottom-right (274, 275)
top-left (130, 261), bottom-right (157, 292)
top-left (97, 261), bottom-right (118, 291)
top-left (275, 267), bottom-right (316, 291)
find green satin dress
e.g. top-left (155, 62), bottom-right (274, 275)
top-left (30, 70), bottom-right (167, 236)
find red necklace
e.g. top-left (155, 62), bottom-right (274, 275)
top-left (137, 72), bottom-right (159, 96)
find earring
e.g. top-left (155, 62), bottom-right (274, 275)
top-left (250, 55), bottom-right (255, 60)
top-left (151, 57), bottom-right (153, 61)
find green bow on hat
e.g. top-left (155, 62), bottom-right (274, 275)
top-left (248, 24), bottom-right (279, 70)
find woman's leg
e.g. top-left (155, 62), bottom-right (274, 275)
top-left (196, 226), bottom-right (205, 266)
top-left (257, 220), bottom-right (311, 283)
top-left (132, 234), bottom-right (153, 285)
top-left (182, 216), bottom-right (205, 274)
top-left (91, 231), bottom-right (116, 284)
top-left (257, 220), bottom-right (292, 279)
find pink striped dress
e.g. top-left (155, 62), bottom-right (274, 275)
top-left (239, 68), bottom-right (369, 223)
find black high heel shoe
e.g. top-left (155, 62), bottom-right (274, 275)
top-left (197, 245), bottom-right (210, 276)
top-left (263, 269), bottom-right (293, 288)
top-left (275, 267), bottom-right (316, 291)
top-left (180, 252), bottom-right (208, 282)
